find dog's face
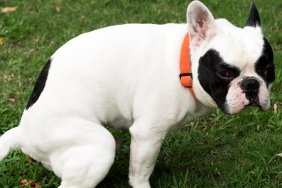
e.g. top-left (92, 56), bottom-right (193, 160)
top-left (187, 2), bottom-right (275, 115)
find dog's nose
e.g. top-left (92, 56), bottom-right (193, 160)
top-left (240, 77), bottom-right (260, 102)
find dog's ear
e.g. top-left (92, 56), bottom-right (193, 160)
top-left (246, 2), bottom-right (261, 27)
top-left (187, 1), bottom-right (216, 46)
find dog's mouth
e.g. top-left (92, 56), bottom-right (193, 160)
top-left (246, 97), bottom-right (259, 107)
top-left (246, 100), bottom-right (265, 112)
top-left (220, 96), bottom-right (269, 115)
top-left (246, 92), bottom-right (271, 112)
top-left (220, 81), bottom-right (271, 115)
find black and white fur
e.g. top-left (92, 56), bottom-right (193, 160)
top-left (0, 1), bottom-right (275, 188)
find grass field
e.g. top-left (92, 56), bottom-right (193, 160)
top-left (0, 0), bottom-right (282, 187)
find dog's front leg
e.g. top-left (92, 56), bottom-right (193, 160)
top-left (128, 120), bottom-right (169, 188)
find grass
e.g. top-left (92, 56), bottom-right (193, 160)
top-left (0, 0), bottom-right (282, 187)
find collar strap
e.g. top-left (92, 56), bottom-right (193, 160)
top-left (179, 33), bottom-right (194, 96)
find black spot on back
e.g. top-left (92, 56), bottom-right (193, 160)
top-left (198, 49), bottom-right (240, 111)
top-left (255, 38), bottom-right (275, 86)
top-left (26, 59), bottom-right (52, 109)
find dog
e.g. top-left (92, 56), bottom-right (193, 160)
top-left (0, 1), bottom-right (275, 187)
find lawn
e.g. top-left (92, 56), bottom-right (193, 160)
top-left (0, 0), bottom-right (282, 187)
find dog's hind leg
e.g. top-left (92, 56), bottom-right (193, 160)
top-left (50, 120), bottom-right (116, 188)
top-left (57, 145), bottom-right (115, 188)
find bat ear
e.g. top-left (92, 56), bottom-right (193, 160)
top-left (246, 2), bottom-right (261, 27)
top-left (187, 1), bottom-right (217, 46)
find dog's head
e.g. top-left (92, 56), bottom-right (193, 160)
top-left (188, 1), bottom-right (275, 115)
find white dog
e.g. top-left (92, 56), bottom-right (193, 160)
top-left (0, 1), bottom-right (275, 188)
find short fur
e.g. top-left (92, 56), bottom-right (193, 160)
top-left (0, 1), bottom-right (274, 188)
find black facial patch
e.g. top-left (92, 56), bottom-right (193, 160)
top-left (26, 59), bottom-right (52, 109)
top-left (198, 49), bottom-right (240, 111)
top-left (255, 38), bottom-right (275, 86)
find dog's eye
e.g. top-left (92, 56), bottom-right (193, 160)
top-left (257, 66), bottom-right (275, 82)
top-left (216, 64), bottom-right (240, 81)
top-left (217, 70), bottom-right (239, 80)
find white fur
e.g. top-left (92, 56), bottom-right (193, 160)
top-left (0, 1), bottom-right (271, 188)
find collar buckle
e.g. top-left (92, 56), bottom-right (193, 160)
top-left (179, 73), bottom-right (193, 88)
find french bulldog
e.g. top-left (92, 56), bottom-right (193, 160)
top-left (0, 1), bottom-right (275, 188)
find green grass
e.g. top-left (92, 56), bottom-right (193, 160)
top-left (0, 0), bottom-right (282, 187)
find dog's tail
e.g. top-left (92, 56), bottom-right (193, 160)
top-left (0, 127), bottom-right (21, 160)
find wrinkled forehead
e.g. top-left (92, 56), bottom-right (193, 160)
top-left (209, 24), bottom-right (264, 70)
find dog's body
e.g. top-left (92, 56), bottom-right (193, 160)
top-left (0, 1), bottom-right (275, 188)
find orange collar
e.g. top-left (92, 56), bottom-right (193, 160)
top-left (179, 33), bottom-right (194, 96)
